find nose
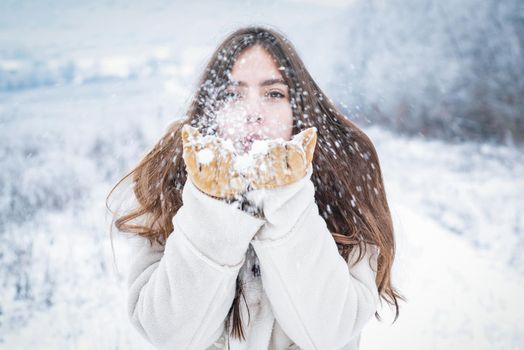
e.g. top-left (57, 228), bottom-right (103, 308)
top-left (243, 94), bottom-right (263, 124)
top-left (246, 114), bottom-right (263, 124)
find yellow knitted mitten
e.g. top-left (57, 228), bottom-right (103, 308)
top-left (181, 124), bottom-right (317, 199)
top-left (246, 127), bottom-right (317, 190)
top-left (181, 124), bottom-right (249, 200)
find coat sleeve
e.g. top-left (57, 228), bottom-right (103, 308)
top-left (126, 178), bottom-right (266, 350)
top-left (249, 168), bottom-right (380, 350)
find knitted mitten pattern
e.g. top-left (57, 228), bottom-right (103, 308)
top-left (181, 124), bottom-right (317, 200)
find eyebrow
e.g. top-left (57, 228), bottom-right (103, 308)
top-left (229, 78), bottom-right (287, 87)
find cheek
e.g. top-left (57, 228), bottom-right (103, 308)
top-left (261, 106), bottom-right (293, 140)
top-left (215, 107), bottom-right (249, 139)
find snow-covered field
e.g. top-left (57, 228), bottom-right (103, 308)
top-left (361, 132), bottom-right (524, 349)
top-left (1, 1), bottom-right (523, 349)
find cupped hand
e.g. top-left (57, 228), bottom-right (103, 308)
top-left (246, 127), bottom-right (317, 189)
top-left (181, 124), bottom-right (249, 200)
top-left (180, 124), bottom-right (317, 200)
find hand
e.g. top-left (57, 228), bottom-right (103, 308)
top-left (181, 124), bottom-right (250, 200)
top-left (181, 124), bottom-right (317, 203)
top-left (246, 127), bottom-right (317, 190)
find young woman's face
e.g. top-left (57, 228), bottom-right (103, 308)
top-left (215, 45), bottom-right (293, 153)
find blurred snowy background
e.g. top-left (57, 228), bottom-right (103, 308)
top-left (0, 0), bottom-right (523, 349)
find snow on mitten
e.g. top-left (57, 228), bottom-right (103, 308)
top-left (181, 124), bottom-right (250, 200)
top-left (246, 127), bottom-right (317, 190)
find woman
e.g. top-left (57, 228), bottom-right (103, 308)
top-left (107, 25), bottom-right (404, 349)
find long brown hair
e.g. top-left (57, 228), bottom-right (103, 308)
top-left (107, 24), bottom-right (405, 344)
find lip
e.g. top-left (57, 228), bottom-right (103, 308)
top-left (246, 134), bottom-right (262, 142)
top-left (240, 134), bottom-right (262, 152)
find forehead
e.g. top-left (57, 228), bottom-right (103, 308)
top-left (228, 45), bottom-right (285, 84)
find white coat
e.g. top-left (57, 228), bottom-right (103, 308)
top-left (126, 165), bottom-right (380, 349)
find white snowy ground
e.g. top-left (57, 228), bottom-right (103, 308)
top-left (360, 127), bottom-right (524, 349)
top-left (1, 1), bottom-right (524, 349)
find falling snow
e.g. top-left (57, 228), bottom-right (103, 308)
top-left (0, 1), bottom-right (522, 350)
